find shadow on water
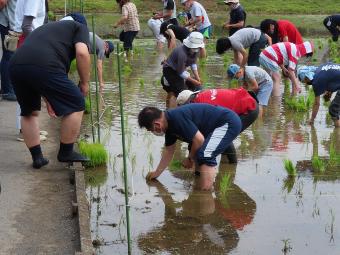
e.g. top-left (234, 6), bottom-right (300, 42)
top-left (77, 39), bottom-right (340, 254)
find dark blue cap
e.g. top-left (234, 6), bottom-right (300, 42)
top-left (66, 12), bottom-right (87, 26)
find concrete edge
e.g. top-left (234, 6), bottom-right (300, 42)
top-left (73, 163), bottom-right (94, 255)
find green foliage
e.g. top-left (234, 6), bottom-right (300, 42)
top-left (48, 11), bottom-right (56, 21)
top-left (229, 79), bottom-right (239, 89)
top-left (329, 142), bottom-right (340, 167)
top-left (283, 159), bottom-right (297, 177)
top-left (169, 160), bottom-right (182, 172)
top-left (84, 97), bottom-right (91, 114)
top-left (123, 65), bottom-right (132, 76)
top-left (79, 141), bottom-right (108, 167)
top-left (329, 41), bottom-right (340, 64)
top-left (139, 78), bottom-right (144, 88)
top-left (69, 59), bottom-right (77, 73)
top-left (219, 173), bottom-right (232, 196)
top-left (312, 156), bottom-right (326, 172)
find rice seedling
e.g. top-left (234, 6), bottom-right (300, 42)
top-left (139, 78), bottom-right (144, 88)
top-left (328, 142), bottom-right (340, 167)
top-left (219, 173), bottom-right (232, 196)
top-left (131, 154), bottom-right (136, 173)
top-left (229, 79), bottom-right (239, 88)
top-left (84, 96), bottom-right (91, 114)
top-left (282, 177), bottom-right (295, 193)
top-left (122, 65), bottom-right (132, 76)
top-left (84, 167), bottom-right (108, 187)
top-left (198, 58), bottom-right (206, 67)
top-left (283, 159), bottom-right (297, 177)
top-left (281, 239), bottom-right (292, 254)
top-left (79, 140), bottom-right (108, 167)
top-left (285, 88), bottom-right (314, 112)
top-left (169, 159), bottom-right (182, 171)
top-left (311, 156), bottom-right (326, 172)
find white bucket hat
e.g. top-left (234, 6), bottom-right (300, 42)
top-left (223, 0), bottom-right (239, 4)
top-left (181, 0), bottom-right (188, 3)
top-left (183, 32), bottom-right (205, 49)
top-left (177, 90), bottom-right (200, 105)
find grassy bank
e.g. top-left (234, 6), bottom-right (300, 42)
top-left (50, 0), bottom-right (340, 15)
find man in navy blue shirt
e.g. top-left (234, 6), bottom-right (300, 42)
top-left (223, 0), bottom-right (246, 36)
top-left (138, 104), bottom-right (242, 189)
top-left (298, 63), bottom-right (340, 127)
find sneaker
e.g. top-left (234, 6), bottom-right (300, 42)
top-left (2, 94), bottom-right (17, 101)
top-left (32, 157), bottom-right (49, 169)
top-left (40, 130), bottom-right (48, 136)
top-left (57, 151), bottom-right (89, 163)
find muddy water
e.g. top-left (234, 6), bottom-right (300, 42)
top-left (82, 40), bottom-right (340, 255)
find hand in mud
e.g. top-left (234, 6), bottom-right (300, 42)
top-left (182, 158), bottom-right (194, 169)
top-left (323, 91), bottom-right (332, 102)
top-left (146, 171), bottom-right (159, 181)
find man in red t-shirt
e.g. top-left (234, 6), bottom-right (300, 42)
top-left (177, 87), bottom-right (259, 163)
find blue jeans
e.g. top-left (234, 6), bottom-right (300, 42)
top-left (0, 24), bottom-right (15, 96)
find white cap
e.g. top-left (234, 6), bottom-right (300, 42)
top-left (181, 0), bottom-right (188, 3)
top-left (177, 90), bottom-right (199, 105)
top-left (183, 32), bottom-right (205, 49)
top-left (224, 0), bottom-right (239, 3)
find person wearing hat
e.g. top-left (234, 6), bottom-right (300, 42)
top-left (9, 17), bottom-right (91, 168)
top-left (298, 63), bottom-right (340, 127)
top-left (216, 27), bottom-right (271, 67)
top-left (223, 0), bottom-right (246, 36)
top-left (181, 0), bottom-right (212, 39)
top-left (89, 32), bottom-right (114, 92)
top-left (227, 64), bottom-right (273, 117)
top-left (138, 104), bottom-right (242, 180)
top-left (161, 31), bottom-right (205, 108)
top-left (260, 19), bottom-right (303, 44)
top-left (259, 41), bottom-right (314, 97)
top-left (323, 15), bottom-right (340, 42)
top-left (176, 87), bottom-right (258, 163)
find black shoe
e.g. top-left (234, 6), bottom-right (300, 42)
top-left (57, 151), bottom-right (89, 163)
top-left (32, 157), bottom-right (49, 169)
top-left (2, 94), bottom-right (17, 101)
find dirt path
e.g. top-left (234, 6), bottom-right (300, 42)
top-left (0, 100), bottom-right (80, 254)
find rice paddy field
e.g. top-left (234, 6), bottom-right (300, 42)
top-left (73, 37), bottom-right (340, 254)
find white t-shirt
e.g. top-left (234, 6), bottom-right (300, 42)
top-left (14, 0), bottom-right (45, 32)
top-left (190, 1), bottom-right (211, 31)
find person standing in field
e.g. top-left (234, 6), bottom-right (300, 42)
top-left (259, 41), bottom-right (313, 96)
top-left (223, 0), bottom-right (246, 36)
top-left (114, 0), bottom-right (140, 56)
top-left (260, 19), bottom-right (303, 44)
top-left (323, 14), bottom-right (340, 42)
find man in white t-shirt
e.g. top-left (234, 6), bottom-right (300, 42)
top-left (181, 0), bottom-right (212, 39)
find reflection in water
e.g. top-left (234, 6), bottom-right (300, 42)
top-left (138, 161), bottom-right (256, 254)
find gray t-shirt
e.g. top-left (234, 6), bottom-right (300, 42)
top-left (89, 32), bottom-right (105, 60)
top-left (164, 45), bottom-right (198, 74)
top-left (0, 0), bottom-right (17, 29)
top-left (190, 1), bottom-right (211, 31)
top-left (229, 28), bottom-right (261, 51)
top-left (244, 66), bottom-right (272, 85)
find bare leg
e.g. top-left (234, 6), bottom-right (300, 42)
top-left (60, 111), bottom-right (84, 143)
top-left (166, 92), bottom-right (177, 109)
top-left (21, 111), bottom-right (40, 148)
top-left (198, 165), bottom-right (217, 191)
top-left (258, 105), bottom-right (264, 118)
top-left (271, 72), bottom-right (281, 97)
top-left (335, 119), bottom-right (340, 127)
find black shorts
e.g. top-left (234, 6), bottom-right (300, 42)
top-left (329, 90), bottom-right (340, 120)
top-left (161, 66), bottom-right (200, 97)
top-left (10, 65), bottom-right (84, 117)
top-left (248, 33), bottom-right (268, 66)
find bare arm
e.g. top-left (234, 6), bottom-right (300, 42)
top-left (182, 131), bottom-right (205, 168)
top-left (147, 144), bottom-right (176, 179)
top-left (248, 78), bottom-right (259, 92)
top-left (282, 36), bottom-right (289, 42)
top-left (229, 20), bottom-right (245, 29)
top-left (186, 76), bottom-right (201, 87)
top-left (166, 29), bottom-right (177, 50)
top-left (75, 42), bottom-right (91, 96)
top-left (309, 95), bottom-right (320, 125)
top-left (264, 33), bottom-right (272, 45)
top-left (240, 48), bottom-right (248, 67)
top-left (114, 15), bottom-right (128, 27)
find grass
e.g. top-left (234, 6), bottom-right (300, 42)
top-left (283, 159), bottom-right (297, 177)
top-left (79, 141), bottom-right (108, 167)
top-left (329, 41), bottom-right (340, 64)
top-left (139, 78), bottom-right (145, 88)
top-left (122, 65), bottom-right (132, 76)
top-left (219, 173), bottom-right (232, 196)
top-left (312, 156), bottom-right (326, 172)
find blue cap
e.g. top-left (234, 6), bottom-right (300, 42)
top-left (227, 64), bottom-right (240, 78)
top-left (297, 65), bottom-right (317, 82)
top-left (105, 41), bottom-right (114, 58)
top-left (66, 12), bottom-right (87, 26)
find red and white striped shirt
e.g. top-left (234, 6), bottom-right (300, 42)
top-left (261, 41), bottom-right (313, 71)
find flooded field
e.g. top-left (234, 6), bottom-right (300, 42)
top-left (80, 39), bottom-right (340, 254)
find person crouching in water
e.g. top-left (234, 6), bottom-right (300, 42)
top-left (227, 64), bottom-right (273, 118)
top-left (176, 87), bottom-right (259, 163)
top-left (138, 104), bottom-right (242, 190)
top-left (161, 32), bottom-right (205, 108)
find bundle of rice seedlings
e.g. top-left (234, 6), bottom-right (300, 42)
top-left (84, 97), bottom-right (91, 114)
top-left (312, 156), bottom-right (326, 172)
top-left (79, 141), bottom-right (108, 168)
top-left (283, 159), bottom-right (297, 177)
top-left (169, 159), bottom-right (182, 171)
top-left (220, 173), bottom-right (232, 196)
